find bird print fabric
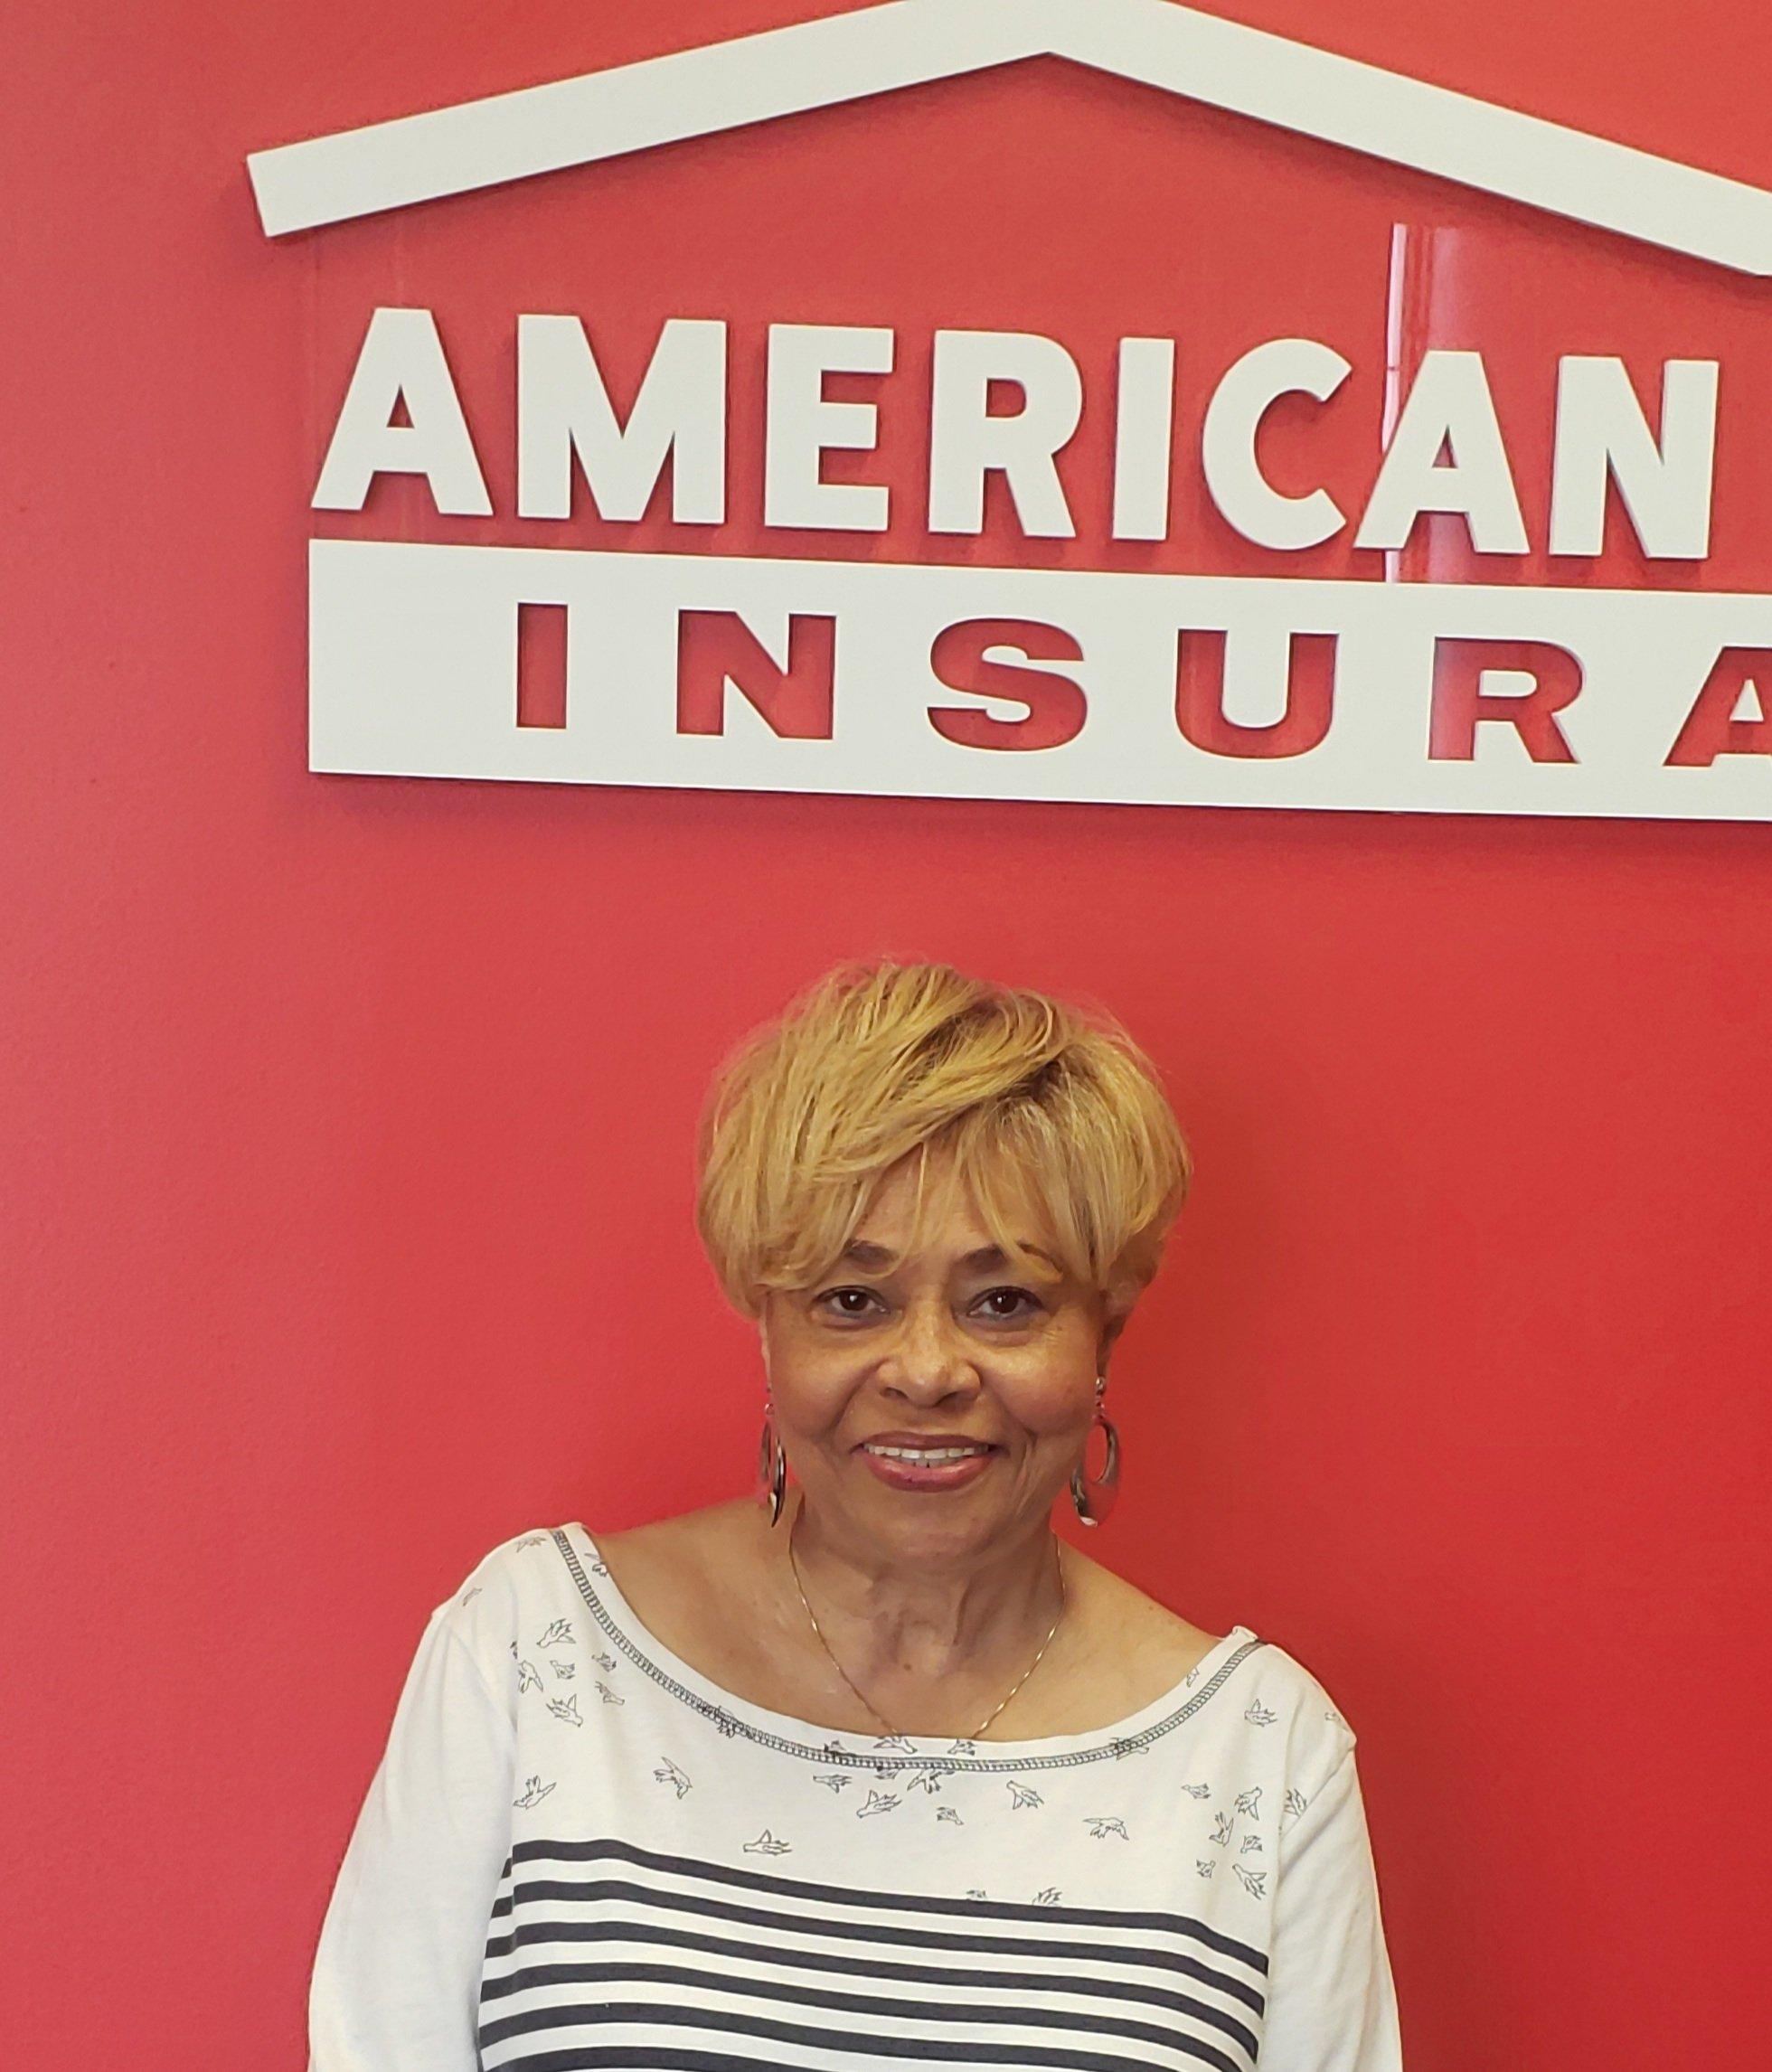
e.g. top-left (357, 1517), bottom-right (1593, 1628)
top-left (308, 1522), bottom-right (1405, 2072)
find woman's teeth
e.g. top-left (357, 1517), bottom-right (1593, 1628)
top-left (862, 1444), bottom-right (990, 1462)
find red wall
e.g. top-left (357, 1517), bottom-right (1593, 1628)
top-left (5, 3), bottom-right (1771, 2065)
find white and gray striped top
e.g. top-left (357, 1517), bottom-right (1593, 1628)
top-left (308, 1523), bottom-right (1403, 2071)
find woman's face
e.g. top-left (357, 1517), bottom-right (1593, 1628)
top-left (759, 1151), bottom-right (1117, 1565)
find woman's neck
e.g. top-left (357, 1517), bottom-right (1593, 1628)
top-left (781, 1492), bottom-right (1067, 1693)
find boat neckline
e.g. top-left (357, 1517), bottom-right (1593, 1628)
top-left (555, 1521), bottom-right (1262, 1765)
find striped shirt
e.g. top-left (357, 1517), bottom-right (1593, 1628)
top-left (308, 1524), bottom-right (1403, 2070)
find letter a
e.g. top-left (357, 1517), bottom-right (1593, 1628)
top-left (1665, 648), bottom-right (1772, 766)
top-left (313, 307), bottom-right (492, 515)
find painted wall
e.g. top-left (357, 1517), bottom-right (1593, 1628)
top-left (5, 3), bottom-right (1769, 2065)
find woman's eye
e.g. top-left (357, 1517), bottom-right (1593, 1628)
top-left (815, 1286), bottom-right (882, 1320)
top-left (976, 1286), bottom-right (1041, 1321)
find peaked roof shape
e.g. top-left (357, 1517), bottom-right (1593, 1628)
top-left (247, 0), bottom-right (1772, 275)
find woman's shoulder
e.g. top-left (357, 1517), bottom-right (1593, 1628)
top-left (1060, 1549), bottom-right (1223, 1708)
top-left (1240, 1629), bottom-right (1362, 1759)
top-left (447, 1521), bottom-right (579, 1594)
top-left (429, 1522), bottom-right (589, 1662)
top-left (434, 1506), bottom-right (746, 1646)
top-left (1073, 1551), bottom-right (1360, 1772)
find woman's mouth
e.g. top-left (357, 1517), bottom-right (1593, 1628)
top-left (856, 1436), bottom-right (999, 1492)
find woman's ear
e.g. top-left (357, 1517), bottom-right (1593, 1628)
top-left (1097, 1284), bottom-right (1137, 1370)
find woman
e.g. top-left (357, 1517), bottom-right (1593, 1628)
top-left (309, 960), bottom-right (1404, 2070)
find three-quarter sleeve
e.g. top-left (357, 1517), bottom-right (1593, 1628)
top-left (1259, 1744), bottom-right (1405, 2070)
top-left (307, 1602), bottom-right (516, 2072)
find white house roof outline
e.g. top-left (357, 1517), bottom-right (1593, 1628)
top-left (247, 0), bottom-right (1772, 276)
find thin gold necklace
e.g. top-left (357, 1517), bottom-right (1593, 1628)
top-left (785, 1493), bottom-right (1068, 1741)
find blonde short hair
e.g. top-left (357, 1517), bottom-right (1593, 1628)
top-left (696, 961), bottom-right (1191, 1320)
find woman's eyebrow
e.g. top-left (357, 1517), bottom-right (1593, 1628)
top-left (837, 1240), bottom-right (1061, 1272)
top-left (958, 1244), bottom-right (1063, 1274)
top-left (838, 1240), bottom-right (897, 1268)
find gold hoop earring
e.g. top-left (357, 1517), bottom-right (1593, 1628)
top-left (756, 1399), bottom-right (788, 1527)
top-left (1070, 1374), bottom-right (1121, 1528)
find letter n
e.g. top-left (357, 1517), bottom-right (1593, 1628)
top-left (676, 612), bottom-right (836, 738)
top-left (1665, 648), bottom-right (1772, 766)
top-left (1429, 638), bottom-right (1581, 761)
top-left (1174, 631), bottom-right (1337, 758)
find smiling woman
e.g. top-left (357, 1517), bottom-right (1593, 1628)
top-left (306, 961), bottom-right (1406, 2072)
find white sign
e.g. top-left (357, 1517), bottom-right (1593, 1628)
top-left (313, 540), bottom-right (1771, 819)
top-left (258, 1), bottom-right (1772, 819)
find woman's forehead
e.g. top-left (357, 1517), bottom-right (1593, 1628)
top-left (849, 1154), bottom-right (1059, 1267)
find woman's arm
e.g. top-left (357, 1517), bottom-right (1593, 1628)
top-left (1259, 1745), bottom-right (1405, 2070)
top-left (307, 1599), bottom-right (516, 2071)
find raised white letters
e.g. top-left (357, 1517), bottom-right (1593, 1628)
top-left (1354, 349), bottom-right (1528, 555)
top-left (764, 325), bottom-right (894, 532)
top-left (516, 315), bottom-right (726, 523)
top-left (316, 316), bottom-right (1732, 578)
top-left (1202, 339), bottom-right (1353, 551)
top-left (313, 307), bottom-right (492, 516)
top-left (1111, 337), bottom-right (1178, 542)
top-left (928, 330), bottom-right (1082, 538)
top-left (1549, 356), bottom-right (1718, 559)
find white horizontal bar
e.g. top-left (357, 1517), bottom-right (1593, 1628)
top-left (248, 0), bottom-right (1040, 236)
top-left (309, 537), bottom-right (1772, 821)
top-left (1066, 1), bottom-right (1772, 276)
top-left (248, 0), bottom-right (1772, 274)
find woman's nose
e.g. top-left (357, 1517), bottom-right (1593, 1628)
top-left (880, 1303), bottom-right (977, 1399)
